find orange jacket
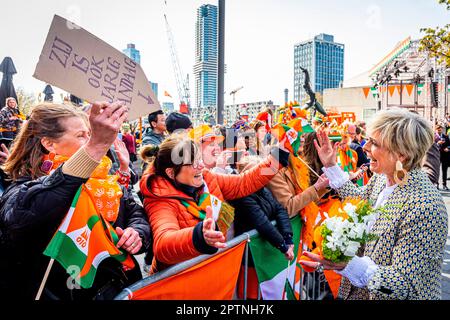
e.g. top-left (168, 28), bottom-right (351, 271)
top-left (140, 156), bottom-right (283, 274)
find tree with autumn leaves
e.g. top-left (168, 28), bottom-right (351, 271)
top-left (420, 0), bottom-right (450, 67)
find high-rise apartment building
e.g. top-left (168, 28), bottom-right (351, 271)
top-left (294, 34), bottom-right (344, 102)
top-left (193, 4), bottom-right (218, 109)
top-left (122, 43), bottom-right (141, 64)
top-left (150, 81), bottom-right (158, 101)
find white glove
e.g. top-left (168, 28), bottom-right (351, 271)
top-left (322, 165), bottom-right (350, 189)
top-left (336, 256), bottom-right (378, 288)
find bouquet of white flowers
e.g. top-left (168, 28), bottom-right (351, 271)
top-left (315, 199), bottom-right (381, 263)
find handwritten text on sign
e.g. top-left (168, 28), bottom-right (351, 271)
top-left (34, 15), bottom-right (160, 120)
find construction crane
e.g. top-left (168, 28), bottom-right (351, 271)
top-left (164, 10), bottom-right (191, 114)
top-left (230, 86), bottom-right (243, 105)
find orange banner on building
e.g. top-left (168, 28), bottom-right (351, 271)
top-left (388, 86), bottom-right (396, 97)
top-left (128, 242), bottom-right (246, 300)
top-left (362, 87), bottom-right (370, 98)
top-left (405, 84), bottom-right (414, 96)
top-left (395, 85), bottom-right (402, 95)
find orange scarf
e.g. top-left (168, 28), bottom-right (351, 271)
top-left (43, 154), bottom-right (123, 223)
top-left (289, 156), bottom-right (320, 250)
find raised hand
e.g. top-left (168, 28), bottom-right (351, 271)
top-left (202, 206), bottom-right (227, 249)
top-left (85, 101), bottom-right (128, 161)
top-left (349, 164), bottom-right (369, 181)
top-left (215, 151), bottom-right (233, 169)
top-left (349, 170), bottom-right (363, 181)
top-left (114, 138), bottom-right (130, 171)
top-left (313, 130), bottom-right (338, 168)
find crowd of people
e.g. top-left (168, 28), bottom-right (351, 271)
top-left (0, 96), bottom-right (448, 300)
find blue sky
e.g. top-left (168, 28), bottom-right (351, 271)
top-left (1, 0), bottom-right (449, 107)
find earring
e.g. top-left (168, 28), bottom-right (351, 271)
top-left (393, 160), bottom-right (408, 185)
top-left (41, 152), bottom-right (56, 173)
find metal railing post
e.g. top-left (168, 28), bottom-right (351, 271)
top-left (312, 271), bottom-right (316, 299)
top-left (243, 240), bottom-right (249, 300)
top-left (299, 268), bottom-right (304, 300)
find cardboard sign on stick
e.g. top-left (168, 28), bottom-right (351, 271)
top-left (34, 15), bottom-right (160, 120)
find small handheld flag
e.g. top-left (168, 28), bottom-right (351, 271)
top-left (271, 118), bottom-right (314, 156)
top-left (43, 186), bottom-right (135, 289)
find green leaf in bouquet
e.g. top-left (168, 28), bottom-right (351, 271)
top-left (322, 245), bottom-right (353, 263)
top-left (358, 232), bottom-right (379, 243)
top-left (321, 225), bottom-right (332, 238)
top-left (322, 245), bottom-right (342, 263)
top-left (356, 200), bottom-right (372, 216)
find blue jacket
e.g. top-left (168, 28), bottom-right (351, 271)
top-left (141, 128), bottom-right (166, 147)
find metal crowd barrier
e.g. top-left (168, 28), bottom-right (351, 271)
top-left (114, 225), bottom-right (330, 300)
top-left (299, 268), bottom-right (330, 300)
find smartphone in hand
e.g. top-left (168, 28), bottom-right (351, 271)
top-left (360, 163), bottom-right (369, 171)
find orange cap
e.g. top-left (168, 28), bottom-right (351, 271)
top-left (188, 124), bottom-right (224, 144)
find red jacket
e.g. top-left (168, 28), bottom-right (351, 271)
top-left (122, 133), bottom-right (136, 154)
top-left (140, 156), bottom-right (283, 273)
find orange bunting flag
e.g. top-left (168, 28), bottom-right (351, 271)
top-left (362, 87), bottom-right (370, 98)
top-left (164, 90), bottom-right (172, 98)
top-left (388, 86), bottom-right (396, 97)
top-left (405, 84), bottom-right (414, 96)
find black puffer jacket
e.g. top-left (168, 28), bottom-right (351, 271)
top-left (0, 166), bottom-right (152, 300)
top-left (230, 187), bottom-right (293, 254)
